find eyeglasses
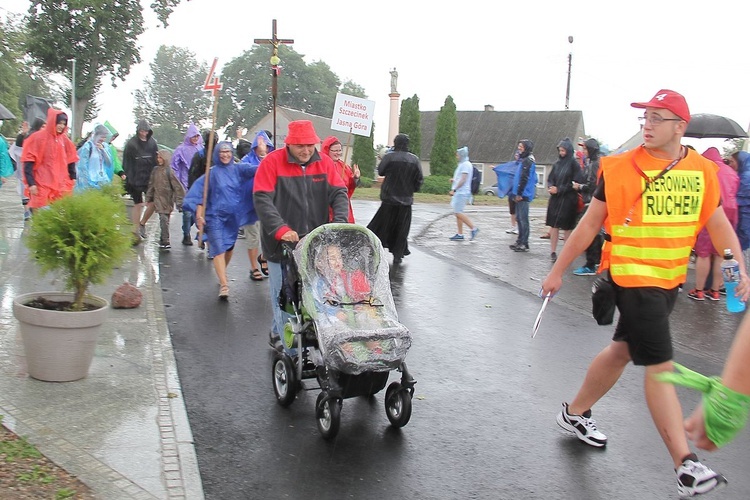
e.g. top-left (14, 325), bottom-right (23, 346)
top-left (638, 115), bottom-right (683, 126)
top-left (329, 149), bottom-right (342, 154)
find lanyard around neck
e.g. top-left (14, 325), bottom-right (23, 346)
top-left (623, 146), bottom-right (686, 226)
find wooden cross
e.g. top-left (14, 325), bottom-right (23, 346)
top-left (254, 19), bottom-right (294, 147)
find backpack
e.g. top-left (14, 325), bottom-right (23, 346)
top-left (470, 165), bottom-right (481, 195)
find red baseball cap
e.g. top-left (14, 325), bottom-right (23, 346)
top-left (631, 89), bottom-right (691, 122)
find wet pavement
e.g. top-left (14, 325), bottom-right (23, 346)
top-left (0, 185), bottom-right (202, 499)
top-left (1, 182), bottom-right (748, 499)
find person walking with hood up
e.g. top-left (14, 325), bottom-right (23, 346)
top-left (545, 137), bottom-right (580, 262)
top-left (367, 133), bottom-right (423, 264)
top-left (572, 138), bottom-right (604, 275)
top-left (687, 147), bottom-right (740, 301)
top-left (146, 149), bottom-right (184, 250)
top-left (102, 121), bottom-right (125, 182)
top-left (509, 139), bottom-right (537, 252)
top-left (123, 118), bottom-right (158, 241)
top-left (730, 150), bottom-right (750, 256)
top-left (239, 130), bottom-right (274, 280)
top-left (75, 123), bottom-right (113, 192)
top-left (321, 136), bottom-right (360, 223)
top-left (183, 141), bottom-right (259, 299)
top-left (448, 146), bottom-right (479, 241)
top-left (20, 108), bottom-right (78, 212)
top-left (171, 122), bottom-right (203, 245)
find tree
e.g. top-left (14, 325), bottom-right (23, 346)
top-left (352, 122), bottom-right (376, 180)
top-left (0, 17), bottom-right (22, 136)
top-left (399, 95), bottom-right (422, 158)
top-left (0, 14), bottom-right (57, 137)
top-left (429, 96), bottom-right (458, 176)
top-left (133, 45), bottom-right (211, 148)
top-left (24, 0), bottom-right (182, 139)
top-left (218, 45), bottom-right (341, 138)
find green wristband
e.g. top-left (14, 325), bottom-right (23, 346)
top-left (656, 363), bottom-right (750, 448)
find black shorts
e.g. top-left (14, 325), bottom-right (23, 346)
top-left (127, 184), bottom-right (148, 204)
top-left (508, 197), bottom-right (516, 215)
top-left (611, 284), bottom-right (678, 366)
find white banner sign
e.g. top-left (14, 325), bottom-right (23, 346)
top-left (331, 93), bottom-right (375, 137)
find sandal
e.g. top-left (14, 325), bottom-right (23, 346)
top-left (257, 255), bottom-right (269, 276)
top-left (250, 269), bottom-right (264, 281)
top-left (219, 285), bottom-right (229, 300)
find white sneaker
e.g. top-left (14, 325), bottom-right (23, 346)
top-left (556, 402), bottom-right (607, 447)
top-left (505, 226), bottom-right (518, 234)
top-left (676, 459), bottom-right (726, 498)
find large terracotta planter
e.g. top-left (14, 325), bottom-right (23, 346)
top-left (12, 292), bottom-right (109, 382)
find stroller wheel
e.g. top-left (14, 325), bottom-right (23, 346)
top-left (272, 353), bottom-right (297, 407)
top-left (315, 391), bottom-right (342, 440)
top-left (384, 382), bottom-right (412, 428)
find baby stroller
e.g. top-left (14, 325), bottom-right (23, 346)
top-left (271, 223), bottom-right (415, 439)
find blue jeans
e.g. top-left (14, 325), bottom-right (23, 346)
top-left (515, 199), bottom-right (530, 246)
top-left (182, 210), bottom-right (193, 237)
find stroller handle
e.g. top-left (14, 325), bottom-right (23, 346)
top-left (281, 241), bottom-right (298, 255)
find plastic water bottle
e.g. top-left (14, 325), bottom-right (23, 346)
top-left (721, 249), bottom-right (746, 313)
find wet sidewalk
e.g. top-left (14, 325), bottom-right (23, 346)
top-left (0, 185), bottom-right (203, 499)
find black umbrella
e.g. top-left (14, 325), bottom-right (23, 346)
top-left (684, 113), bottom-right (748, 139)
top-left (0, 103), bottom-right (16, 120)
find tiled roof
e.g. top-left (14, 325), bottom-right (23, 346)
top-left (248, 107), bottom-right (350, 147)
top-left (420, 109), bottom-right (586, 166)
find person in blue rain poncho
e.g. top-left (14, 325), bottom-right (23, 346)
top-left (75, 124), bottom-right (113, 191)
top-left (182, 141), bottom-right (258, 299)
top-left (730, 151), bottom-right (750, 251)
top-left (240, 130), bottom-right (274, 281)
top-left (0, 132), bottom-right (14, 185)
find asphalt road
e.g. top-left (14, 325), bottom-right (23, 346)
top-left (159, 200), bottom-right (750, 500)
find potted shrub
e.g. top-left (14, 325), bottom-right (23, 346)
top-left (12, 183), bottom-right (132, 381)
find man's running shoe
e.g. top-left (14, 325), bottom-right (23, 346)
top-left (676, 458), bottom-right (726, 498)
top-left (449, 234), bottom-right (465, 241)
top-left (556, 402), bottom-right (607, 447)
top-left (705, 289), bottom-right (720, 301)
top-left (687, 289), bottom-right (705, 301)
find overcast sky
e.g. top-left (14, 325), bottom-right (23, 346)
top-left (4, 0), bottom-right (750, 152)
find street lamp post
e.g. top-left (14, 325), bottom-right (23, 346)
top-left (565, 36), bottom-right (573, 110)
top-left (69, 58), bottom-right (76, 139)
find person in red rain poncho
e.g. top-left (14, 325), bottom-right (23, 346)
top-left (321, 136), bottom-right (360, 223)
top-left (21, 108), bottom-right (78, 211)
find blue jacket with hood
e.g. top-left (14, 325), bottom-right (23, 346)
top-left (512, 140), bottom-right (537, 200)
top-left (182, 141), bottom-right (258, 257)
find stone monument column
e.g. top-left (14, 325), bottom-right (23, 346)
top-left (388, 68), bottom-right (400, 147)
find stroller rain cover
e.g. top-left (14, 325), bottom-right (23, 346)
top-left (292, 223), bottom-right (412, 375)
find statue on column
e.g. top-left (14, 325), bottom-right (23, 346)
top-left (390, 68), bottom-right (398, 93)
